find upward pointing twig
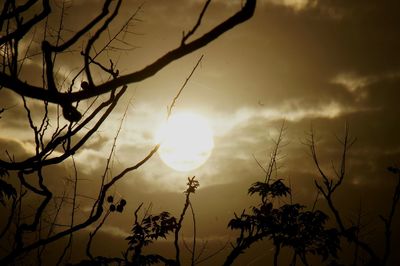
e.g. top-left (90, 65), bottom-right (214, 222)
top-left (167, 55), bottom-right (203, 118)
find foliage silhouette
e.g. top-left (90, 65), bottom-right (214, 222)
top-left (71, 127), bottom-right (400, 266)
top-left (0, 173), bottom-right (16, 206)
top-left (224, 126), bottom-right (341, 266)
top-left (69, 125), bottom-right (400, 266)
top-left (75, 177), bottom-right (200, 266)
top-left (126, 206), bottom-right (177, 265)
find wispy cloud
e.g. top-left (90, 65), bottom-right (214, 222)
top-left (84, 224), bottom-right (129, 238)
top-left (263, 0), bottom-right (318, 11)
top-left (210, 100), bottom-right (356, 136)
top-left (331, 70), bottom-right (400, 100)
top-left (190, 0), bottom-right (317, 11)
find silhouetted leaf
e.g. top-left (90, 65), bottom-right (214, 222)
top-left (107, 195), bottom-right (114, 203)
top-left (270, 179), bottom-right (291, 198)
top-left (248, 181), bottom-right (270, 199)
top-left (185, 177), bottom-right (200, 194)
top-left (387, 166), bottom-right (399, 174)
top-left (231, 178), bottom-right (340, 263)
top-left (127, 209), bottom-right (177, 252)
top-left (116, 204), bottom-right (123, 212)
top-left (120, 199), bottom-right (127, 206)
top-left (0, 168), bottom-right (8, 178)
top-left (248, 179), bottom-right (291, 200)
top-left (0, 179), bottom-right (16, 206)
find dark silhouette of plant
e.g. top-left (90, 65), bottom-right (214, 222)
top-left (0, 170), bottom-right (16, 206)
top-left (223, 124), bottom-right (398, 266)
top-left (225, 174), bottom-right (340, 266)
top-left (306, 126), bottom-right (400, 266)
top-left (220, 125), bottom-right (339, 266)
top-left (0, 0), bottom-right (256, 108)
top-left (62, 130), bottom-right (399, 266)
top-left (381, 166), bottom-right (400, 266)
top-left (126, 204), bottom-right (177, 265)
top-left (74, 176), bottom-right (200, 266)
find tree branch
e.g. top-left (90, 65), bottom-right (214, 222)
top-left (1, 0), bottom-right (256, 104)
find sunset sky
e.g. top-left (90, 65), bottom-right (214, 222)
top-left (1, 0), bottom-right (400, 265)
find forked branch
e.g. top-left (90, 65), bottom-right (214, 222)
top-left (0, 0), bottom-right (256, 104)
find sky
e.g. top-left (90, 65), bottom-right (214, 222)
top-left (1, 0), bottom-right (400, 265)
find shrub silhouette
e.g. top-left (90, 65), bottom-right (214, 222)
top-left (225, 179), bottom-right (340, 266)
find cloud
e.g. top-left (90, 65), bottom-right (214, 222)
top-left (200, 0), bottom-right (318, 11)
top-left (85, 224), bottom-right (129, 238)
top-left (66, 96), bottom-right (367, 193)
top-left (331, 70), bottom-right (400, 101)
top-left (239, 101), bottom-right (345, 120)
top-left (262, 0), bottom-right (318, 11)
top-left (210, 100), bottom-right (358, 137)
top-left (0, 137), bottom-right (35, 161)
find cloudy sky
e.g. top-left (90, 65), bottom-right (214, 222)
top-left (1, 0), bottom-right (400, 265)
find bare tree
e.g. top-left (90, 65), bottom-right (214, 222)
top-left (307, 125), bottom-right (400, 266)
top-left (0, 0), bottom-right (256, 264)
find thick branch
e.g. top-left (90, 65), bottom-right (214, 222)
top-left (83, 0), bottom-right (122, 87)
top-left (0, 87), bottom-right (125, 171)
top-left (0, 0), bottom-right (51, 44)
top-left (1, 0), bottom-right (256, 104)
top-left (49, 0), bottom-right (113, 53)
top-left (0, 0), bottom-right (37, 21)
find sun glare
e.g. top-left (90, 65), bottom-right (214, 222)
top-left (155, 112), bottom-right (214, 172)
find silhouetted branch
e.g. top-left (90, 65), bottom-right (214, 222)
top-left (225, 124), bottom-right (287, 266)
top-left (380, 166), bottom-right (400, 266)
top-left (49, 0), bottom-right (113, 53)
top-left (167, 55), bottom-right (203, 117)
top-left (189, 202), bottom-right (196, 266)
top-left (175, 176), bottom-right (199, 266)
top-left (56, 156), bottom-right (79, 266)
top-left (15, 168), bottom-right (52, 251)
top-left (83, 0), bottom-right (122, 88)
top-left (0, 0), bottom-right (51, 45)
top-left (0, 86), bottom-right (126, 172)
top-left (0, 0), bottom-right (256, 104)
top-left (86, 210), bottom-right (111, 260)
top-left (181, 0), bottom-right (211, 45)
top-left (308, 126), bottom-right (379, 264)
top-left (39, 187), bottom-right (67, 261)
top-left (90, 94), bottom-right (132, 217)
top-left (68, 3), bottom-right (143, 93)
top-left (0, 1), bottom-right (257, 264)
top-left (195, 240), bottom-right (229, 265)
top-left (0, 193), bottom-right (17, 240)
top-left (0, 0), bottom-right (36, 22)
top-left (0, 144), bottom-right (157, 264)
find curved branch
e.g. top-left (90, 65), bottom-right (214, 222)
top-left (0, 0), bottom-right (51, 44)
top-left (0, 143), bottom-right (159, 265)
top-left (49, 0), bottom-right (113, 53)
top-left (0, 87), bottom-right (125, 170)
top-left (1, 0), bottom-right (256, 104)
top-left (83, 0), bottom-right (122, 87)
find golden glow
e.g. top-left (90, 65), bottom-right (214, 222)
top-left (156, 112), bottom-right (214, 172)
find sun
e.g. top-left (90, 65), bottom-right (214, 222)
top-left (155, 112), bottom-right (214, 172)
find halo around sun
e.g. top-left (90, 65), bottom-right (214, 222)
top-left (155, 112), bottom-right (214, 172)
